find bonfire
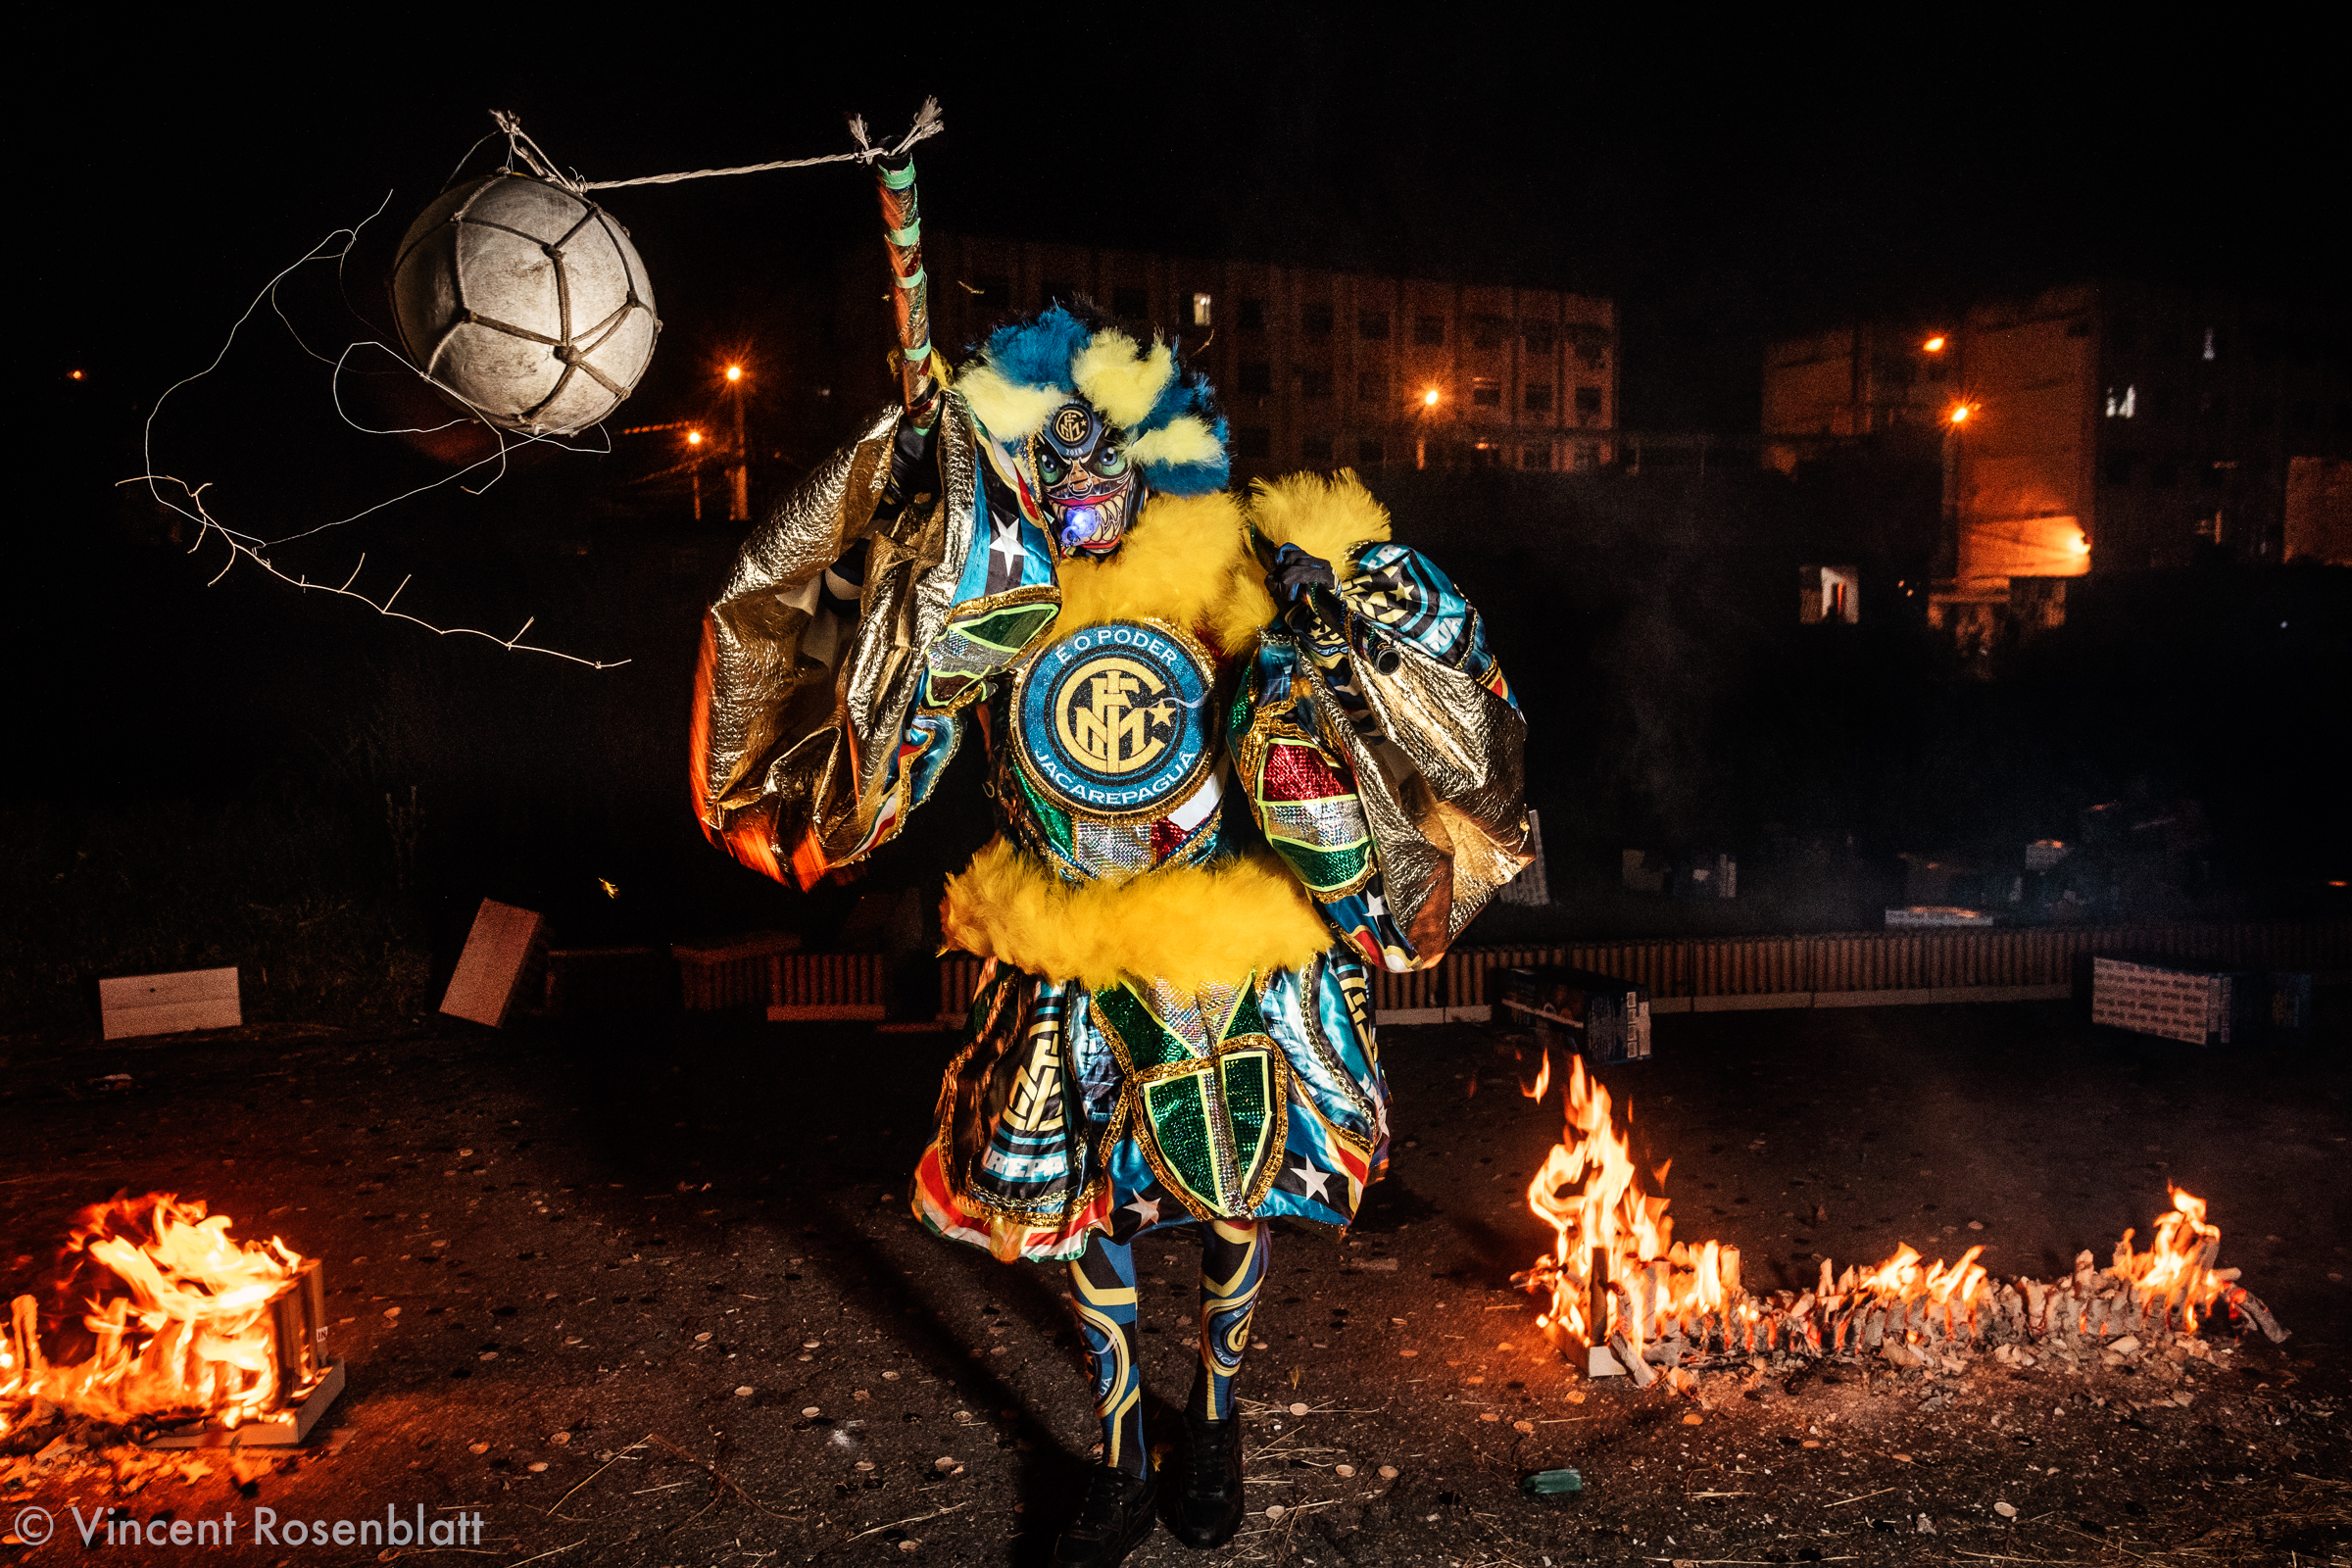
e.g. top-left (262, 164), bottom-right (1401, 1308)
top-left (1512, 1055), bottom-right (2286, 1387)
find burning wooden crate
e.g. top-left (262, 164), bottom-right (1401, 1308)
top-left (1, 1195), bottom-right (343, 1446)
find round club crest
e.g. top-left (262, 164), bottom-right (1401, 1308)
top-left (1014, 621), bottom-right (1214, 820)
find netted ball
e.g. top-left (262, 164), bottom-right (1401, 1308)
top-left (391, 173), bottom-right (660, 436)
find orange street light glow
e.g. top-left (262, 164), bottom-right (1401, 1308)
top-left (1422, 388), bottom-right (1441, 407)
top-left (725, 366), bottom-right (744, 382)
top-left (69, 368), bottom-right (85, 380)
top-left (1950, 404), bottom-right (1972, 424)
top-left (688, 430), bottom-right (705, 446)
top-left (1923, 335), bottom-right (1946, 353)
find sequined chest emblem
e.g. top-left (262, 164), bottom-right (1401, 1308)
top-left (1014, 621), bottom-right (1213, 820)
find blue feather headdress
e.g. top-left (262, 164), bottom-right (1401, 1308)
top-left (953, 304), bottom-right (1230, 497)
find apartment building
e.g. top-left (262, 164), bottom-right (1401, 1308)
top-left (836, 233), bottom-right (1618, 484)
top-left (1762, 284), bottom-right (2350, 605)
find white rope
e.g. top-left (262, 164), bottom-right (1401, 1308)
top-left (136, 201), bottom-right (628, 669)
top-left (564, 97), bottom-right (943, 190)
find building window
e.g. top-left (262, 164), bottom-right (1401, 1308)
top-left (1572, 442), bottom-right (1599, 472)
top-left (1299, 366), bottom-right (1333, 399)
top-left (2104, 385), bottom-right (2137, 418)
top-left (1239, 299), bottom-right (1265, 332)
top-left (1358, 310), bottom-right (1390, 341)
top-left (1413, 314), bottom-right (1446, 346)
top-left (1112, 286), bottom-right (1148, 319)
top-left (1569, 325), bottom-right (1609, 366)
top-left (1191, 292), bottom-right (1213, 326)
top-left (1523, 445), bottom-right (1550, 469)
top-left (1301, 432), bottom-right (1335, 465)
top-left (1238, 362), bottom-right (1274, 396)
top-left (1236, 425), bottom-right (1272, 459)
top-left (1574, 386), bottom-right (1604, 418)
top-left (1357, 436), bottom-right (1386, 466)
top-left (1523, 382), bottom-right (1553, 412)
top-left (1523, 324), bottom-right (1555, 355)
top-left (1471, 377), bottom-right (1502, 408)
top-left (1470, 315), bottom-right (1507, 350)
top-left (2202, 327), bottom-right (2217, 362)
top-left (1300, 303), bottom-right (1334, 338)
top-left (1356, 370), bottom-right (1386, 402)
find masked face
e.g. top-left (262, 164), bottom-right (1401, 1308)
top-left (1033, 400), bottom-right (1143, 558)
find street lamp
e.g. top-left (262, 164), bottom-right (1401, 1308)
top-left (1923, 335), bottom-right (1946, 354)
top-left (723, 366), bottom-right (749, 521)
top-left (687, 428), bottom-right (707, 520)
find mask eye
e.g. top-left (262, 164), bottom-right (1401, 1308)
top-left (1036, 446), bottom-right (1066, 485)
top-left (1093, 445), bottom-right (1128, 477)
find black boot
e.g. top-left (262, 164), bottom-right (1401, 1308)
top-left (1172, 1411), bottom-right (1246, 1548)
top-left (1051, 1462), bottom-right (1159, 1568)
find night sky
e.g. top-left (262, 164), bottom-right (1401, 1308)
top-left (37, 27), bottom-right (2336, 443)
top-left (15, 25), bottom-right (2340, 874)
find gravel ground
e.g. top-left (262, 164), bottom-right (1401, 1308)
top-left (3, 998), bottom-right (2347, 1565)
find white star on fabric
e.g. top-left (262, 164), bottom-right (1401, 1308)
top-left (1361, 887), bottom-right (1388, 920)
top-left (989, 516), bottom-right (1025, 578)
top-left (1123, 1195), bottom-right (1163, 1227)
top-left (1287, 1159), bottom-right (1334, 1204)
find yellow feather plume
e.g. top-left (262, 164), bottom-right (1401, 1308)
top-left (1125, 415), bottom-right (1225, 470)
top-left (942, 837), bottom-right (1335, 991)
top-left (1246, 469), bottom-right (1394, 579)
top-left (956, 366), bottom-right (1064, 442)
top-left (1071, 330), bottom-right (1176, 428)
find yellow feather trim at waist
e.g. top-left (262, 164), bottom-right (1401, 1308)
top-left (940, 836), bottom-right (1335, 991)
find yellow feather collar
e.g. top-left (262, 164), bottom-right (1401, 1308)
top-left (1052, 470), bottom-right (1396, 658)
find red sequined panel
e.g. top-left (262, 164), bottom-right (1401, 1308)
top-left (1260, 740), bottom-right (1350, 803)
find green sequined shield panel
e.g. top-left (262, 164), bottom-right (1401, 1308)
top-left (925, 593), bottom-right (1060, 710)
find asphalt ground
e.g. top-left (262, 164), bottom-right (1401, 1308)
top-left (2, 995), bottom-right (2347, 1565)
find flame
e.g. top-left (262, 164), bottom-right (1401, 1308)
top-left (1520, 1047), bottom-right (1551, 1101)
top-left (1517, 1061), bottom-right (2239, 1367)
top-left (1, 1194), bottom-right (309, 1433)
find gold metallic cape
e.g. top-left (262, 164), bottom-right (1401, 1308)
top-left (692, 400), bottom-right (991, 888)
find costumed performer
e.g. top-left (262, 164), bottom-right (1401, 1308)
top-left (691, 153), bottom-right (1530, 1568)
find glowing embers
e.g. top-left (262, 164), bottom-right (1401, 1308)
top-left (1, 1194), bottom-right (341, 1445)
top-left (1511, 1056), bottom-right (2286, 1386)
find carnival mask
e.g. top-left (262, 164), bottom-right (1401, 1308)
top-left (1033, 400), bottom-right (1142, 557)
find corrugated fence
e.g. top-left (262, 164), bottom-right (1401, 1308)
top-left (796, 921), bottom-right (2349, 1026)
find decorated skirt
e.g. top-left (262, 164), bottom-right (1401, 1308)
top-left (914, 953), bottom-right (1389, 1261)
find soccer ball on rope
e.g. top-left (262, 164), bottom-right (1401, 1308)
top-left (391, 172), bottom-right (661, 437)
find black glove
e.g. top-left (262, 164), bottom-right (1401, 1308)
top-left (1267, 543), bottom-right (1342, 639)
